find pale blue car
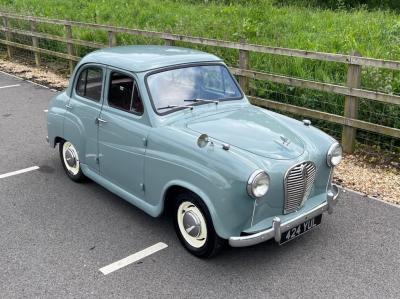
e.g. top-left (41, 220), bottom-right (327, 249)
top-left (47, 46), bottom-right (341, 257)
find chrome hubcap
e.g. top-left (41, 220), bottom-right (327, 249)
top-left (183, 210), bottom-right (201, 238)
top-left (62, 142), bottom-right (80, 176)
top-left (177, 201), bottom-right (207, 248)
top-left (65, 148), bottom-right (77, 167)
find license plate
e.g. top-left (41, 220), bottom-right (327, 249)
top-left (280, 214), bottom-right (322, 245)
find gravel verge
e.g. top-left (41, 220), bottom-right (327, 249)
top-left (1, 58), bottom-right (399, 205)
top-left (0, 58), bottom-right (68, 90)
top-left (335, 154), bottom-right (399, 205)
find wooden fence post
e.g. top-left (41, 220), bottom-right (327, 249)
top-left (342, 51), bottom-right (362, 153)
top-left (2, 16), bottom-right (13, 59)
top-left (65, 24), bottom-right (74, 74)
top-left (239, 38), bottom-right (250, 94)
top-left (165, 39), bottom-right (175, 46)
top-left (30, 20), bottom-right (41, 67)
top-left (108, 31), bottom-right (117, 47)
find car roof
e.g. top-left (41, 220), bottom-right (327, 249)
top-left (78, 45), bottom-right (223, 72)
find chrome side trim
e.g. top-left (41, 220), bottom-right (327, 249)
top-left (229, 185), bottom-right (340, 247)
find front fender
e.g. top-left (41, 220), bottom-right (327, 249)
top-left (160, 179), bottom-right (220, 228)
top-left (145, 127), bottom-right (259, 239)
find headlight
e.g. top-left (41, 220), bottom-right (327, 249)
top-left (327, 142), bottom-right (343, 167)
top-left (247, 170), bottom-right (270, 198)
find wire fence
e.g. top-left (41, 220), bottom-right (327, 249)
top-left (0, 12), bottom-right (399, 160)
top-left (250, 79), bottom-right (400, 155)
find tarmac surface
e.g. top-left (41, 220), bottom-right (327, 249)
top-left (0, 71), bottom-right (399, 298)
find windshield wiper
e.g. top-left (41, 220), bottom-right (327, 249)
top-left (157, 104), bottom-right (194, 111)
top-left (184, 98), bottom-right (219, 105)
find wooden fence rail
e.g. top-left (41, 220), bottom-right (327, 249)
top-left (0, 12), bottom-right (399, 152)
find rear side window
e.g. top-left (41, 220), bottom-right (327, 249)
top-left (107, 71), bottom-right (144, 115)
top-left (76, 67), bottom-right (103, 102)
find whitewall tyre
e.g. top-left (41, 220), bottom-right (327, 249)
top-left (59, 140), bottom-right (85, 182)
top-left (173, 192), bottom-right (225, 258)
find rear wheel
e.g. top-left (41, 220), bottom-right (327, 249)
top-left (173, 192), bottom-right (225, 258)
top-left (59, 140), bottom-right (85, 182)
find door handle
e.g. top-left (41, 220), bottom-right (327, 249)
top-left (96, 117), bottom-right (108, 124)
top-left (65, 104), bottom-right (73, 109)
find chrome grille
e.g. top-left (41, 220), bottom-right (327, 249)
top-left (284, 161), bottom-right (316, 214)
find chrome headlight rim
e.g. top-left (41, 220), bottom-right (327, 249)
top-left (327, 142), bottom-right (343, 167)
top-left (247, 169), bottom-right (270, 199)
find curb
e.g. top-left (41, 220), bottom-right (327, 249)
top-left (337, 185), bottom-right (400, 209)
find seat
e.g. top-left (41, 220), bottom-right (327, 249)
top-left (109, 84), bottom-right (132, 111)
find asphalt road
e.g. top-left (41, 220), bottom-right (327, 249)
top-left (0, 71), bottom-right (399, 298)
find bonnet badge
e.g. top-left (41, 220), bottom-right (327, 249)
top-left (280, 135), bottom-right (291, 147)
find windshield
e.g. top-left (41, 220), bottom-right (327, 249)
top-left (146, 65), bottom-right (243, 114)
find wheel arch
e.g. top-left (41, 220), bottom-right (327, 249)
top-left (161, 181), bottom-right (223, 237)
top-left (53, 136), bottom-right (65, 148)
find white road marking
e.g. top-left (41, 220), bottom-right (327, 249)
top-left (99, 242), bottom-right (168, 275)
top-left (0, 84), bottom-right (20, 89)
top-left (0, 166), bottom-right (40, 179)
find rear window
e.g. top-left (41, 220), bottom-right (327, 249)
top-left (76, 67), bottom-right (103, 102)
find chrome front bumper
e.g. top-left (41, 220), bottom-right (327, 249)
top-left (229, 185), bottom-right (340, 247)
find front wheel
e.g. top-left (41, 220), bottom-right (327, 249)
top-left (59, 140), bottom-right (86, 182)
top-left (173, 192), bottom-right (225, 258)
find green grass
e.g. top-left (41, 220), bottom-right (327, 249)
top-left (1, 1), bottom-right (399, 87)
top-left (0, 0), bottom-right (399, 149)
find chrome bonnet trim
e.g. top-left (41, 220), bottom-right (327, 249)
top-left (229, 185), bottom-right (340, 247)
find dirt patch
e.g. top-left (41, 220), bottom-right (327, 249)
top-left (1, 58), bottom-right (399, 205)
top-left (0, 59), bottom-right (68, 90)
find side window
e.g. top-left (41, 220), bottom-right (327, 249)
top-left (108, 71), bottom-right (144, 115)
top-left (75, 67), bottom-right (103, 102)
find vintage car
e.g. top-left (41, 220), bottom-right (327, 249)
top-left (47, 45), bottom-right (341, 257)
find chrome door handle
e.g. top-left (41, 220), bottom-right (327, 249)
top-left (96, 117), bottom-right (107, 124)
top-left (65, 104), bottom-right (73, 109)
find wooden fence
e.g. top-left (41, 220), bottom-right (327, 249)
top-left (0, 12), bottom-right (399, 153)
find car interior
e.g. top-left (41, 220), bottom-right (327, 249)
top-left (108, 72), bottom-right (144, 114)
top-left (76, 67), bottom-right (103, 102)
